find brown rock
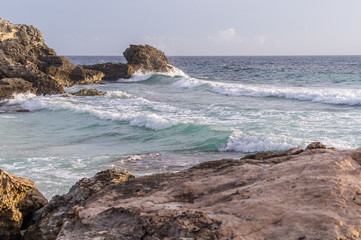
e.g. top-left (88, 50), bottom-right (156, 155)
top-left (0, 78), bottom-right (34, 100)
top-left (124, 44), bottom-right (174, 73)
top-left (0, 168), bottom-right (47, 240)
top-left (72, 89), bottom-right (106, 96)
top-left (24, 168), bottom-right (134, 240)
top-left (24, 145), bottom-right (361, 239)
top-left (82, 44), bottom-right (176, 80)
top-left (0, 18), bottom-right (103, 99)
top-left (306, 141), bottom-right (327, 150)
top-left (81, 62), bottom-right (136, 80)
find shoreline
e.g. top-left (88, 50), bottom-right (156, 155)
top-left (3, 142), bottom-right (361, 239)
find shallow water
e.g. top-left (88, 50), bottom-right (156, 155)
top-left (1, 55), bottom-right (361, 198)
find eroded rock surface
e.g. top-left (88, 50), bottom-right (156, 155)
top-left (82, 44), bottom-right (176, 80)
top-left (72, 89), bottom-right (106, 96)
top-left (0, 168), bottom-right (47, 240)
top-left (24, 143), bottom-right (361, 239)
top-left (0, 18), bottom-right (104, 99)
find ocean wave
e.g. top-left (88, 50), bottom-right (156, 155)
top-left (2, 92), bottom-right (37, 105)
top-left (173, 77), bottom-right (361, 106)
top-left (117, 65), bottom-right (187, 83)
top-left (220, 131), bottom-right (296, 153)
top-left (105, 90), bottom-right (134, 99)
top-left (19, 95), bottom-right (182, 131)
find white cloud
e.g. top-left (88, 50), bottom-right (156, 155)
top-left (253, 35), bottom-right (267, 45)
top-left (207, 27), bottom-right (243, 44)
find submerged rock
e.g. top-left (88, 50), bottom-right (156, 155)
top-left (0, 168), bottom-right (47, 240)
top-left (23, 143), bottom-right (361, 239)
top-left (0, 18), bottom-right (104, 99)
top-left (72, 89), bottom-right (106, 96)
top-left (82, 44), bottom-right (175, 80)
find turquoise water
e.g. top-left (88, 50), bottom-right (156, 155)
top-left (1, 56), bottom-right (361, 198)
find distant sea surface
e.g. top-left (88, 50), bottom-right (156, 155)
top-left (1, 55), bottom-right (361, 198)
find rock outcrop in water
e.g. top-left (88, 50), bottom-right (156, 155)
top-left (20, 142), bottom-right (361, 239)
top-left (81, 44), bottom-right (176, 80)
top-left (0, 18), bottom-right (104, 100)
top-left (0, 168), bottom-right (47, 240)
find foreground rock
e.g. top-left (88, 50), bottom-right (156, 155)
top-left (0, 18), bottom-right (104, 100)
top-left (23, 142), bottom-right (361, 239)
top-left (82, 44), bottom-right (176, 80)
top-left (25, 169), bottom-right (134, 240)
top-left (0, 168), bottom-right (47, 240)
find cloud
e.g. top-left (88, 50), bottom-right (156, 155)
top-left (207, 27), bottom-right (243, 44)
top-left (253, 35), bottom-right (267, 45)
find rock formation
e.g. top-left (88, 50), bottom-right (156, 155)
top-left (0, 168), bottom-right (47, 240)
top-left (72, 88), bottom-right (106, 96)
top-left (82, 44), bottom-right (175, 80)
top-left (22, 142), bottom-right (361, 239)
top-left (24, 169), bottom-right (134, 240)
top-left (0, 18), bottom-right (104, 100)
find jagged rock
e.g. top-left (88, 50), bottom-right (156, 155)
top-left (0, 18), bottom-right (104, 99)
top-left (0, 78), bottom-right (34, 100)
top-left (24, 144), bottom-right (361, 239)
top-left (81, 62), bottom-right (136, 80)
top-left (72, 89), bottom-right (106, 96)
top-left (123, 44), bottom-right (174, 73)
top-left (306, 141), bottom-right (327, 150)
top-left (0, 168), bottom-right (47, 240)
top-left (24, 169), bottom-right (134, 240)
top-left (81, 44), bottom-right (175, 80)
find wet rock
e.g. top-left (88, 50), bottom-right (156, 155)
top-left (0, 78), bottom-right (34, 100)
top-left (0, 18), bottom-right (103, 99)
top-left (24, 145), bottom-right (361, 239)
top-left (81, 62), bottom-right (136, 80)
top-left (0, 168), bottom-right (47, 240)
top-left (82, 44), bottom-right (175, 80)
top-left (72, 89), bottom-right (106, 96)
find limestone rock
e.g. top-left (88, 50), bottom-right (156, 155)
top-left (0, 18), bottom-right (103, 99)
top-left (82, 44), bottom-right (175, 80)
top-left (24, 144), bottom-right (361, 239)
top-left (123, 44), bottom-right (174, 73)
top-left (24, 169), bottom-right (134, 240)
top-left (81, 62), bottom-right (136, 80)
top-left (0, 78), bottom-right (34, 100)
top-left (72, 89), bottom-right (106, 96)
top-left (0, 168), bottom-right (47, 240)
top-left (306, 141), bottom-right (327, 150)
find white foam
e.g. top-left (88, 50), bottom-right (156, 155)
top-left (105, 90), bottom-right (133, 99)
top-left (220, 131), bottom-right (296, 153)
top-left (130, 113), bottom-right (176, 130)
top-left (19, 94), bottom-right (181, 131)
top-left (173, 77), bottom-right (361, 106)
top-left (4, 92), bottom-right (36, 105)
top-left (117, 73), bottom-right (153, 82)
top-left (172, 77), bottom-right (205, 88)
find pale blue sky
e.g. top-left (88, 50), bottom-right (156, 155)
top-left (2, 0), bottom-right (361, 56)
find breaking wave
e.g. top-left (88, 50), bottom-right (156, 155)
top-left (173, 77), bottom-right (361, 106)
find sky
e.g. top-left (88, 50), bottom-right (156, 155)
top-left (1, 0), bottom-right (361, 56)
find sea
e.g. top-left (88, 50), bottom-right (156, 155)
top-left (1, 55), bottom-right (361, 199)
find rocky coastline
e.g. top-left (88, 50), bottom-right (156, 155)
top-left (0, 18), bottom-right (174, 101)
top-left (2, 142), bottom-right (361, 239)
